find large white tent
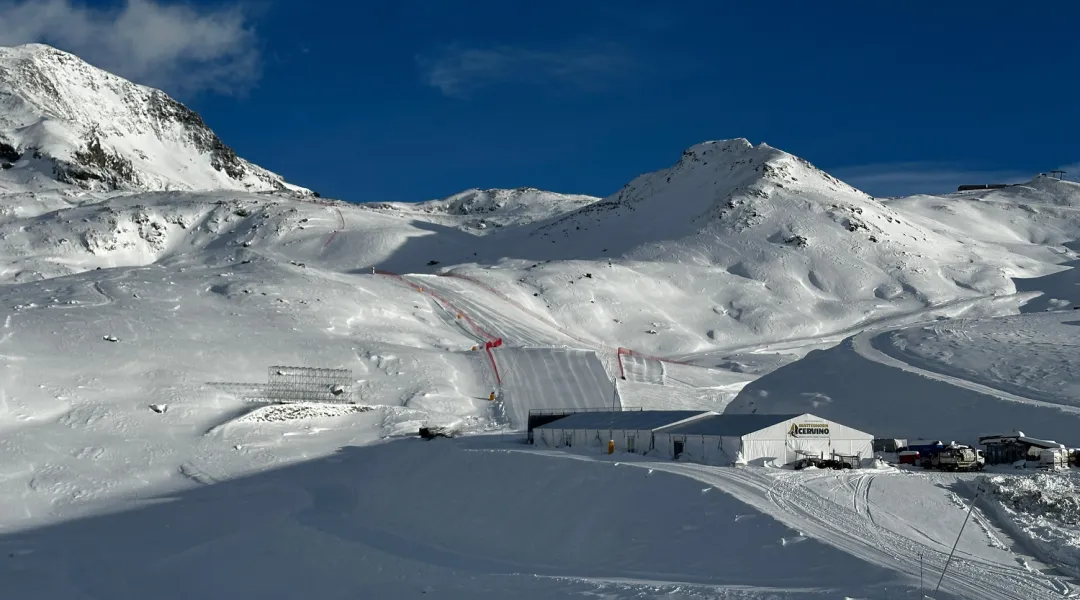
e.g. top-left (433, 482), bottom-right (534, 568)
top-left (653, 413), bottom-right (875, 467)
top-left (532, 410), bottom-right (710, 454)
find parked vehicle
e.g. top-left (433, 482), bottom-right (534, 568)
top-left (926, 445), bottom-right (982, 471)
top-left (1039, 447), bottom-right (1069, 470)
top-left (898, 450), bottom-right (920, 465)
top-left (792, 453), bottom-right (857, 470)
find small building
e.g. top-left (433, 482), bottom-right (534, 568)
top-left (873, 438), bottom-right (908, 453)
top-left (904, 440), bottom-right (946, 456)
top-left (531, 410), bottom-right (710, 454)
top-left (653, 413), bottom-right (876, 467)
top-left (979, 433), bottom-right (1066, 465)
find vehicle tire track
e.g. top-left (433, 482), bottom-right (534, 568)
top-left (621, 462), bottom-right (1066, 600)
top-left (853, 330), bottom-right (1080, 416)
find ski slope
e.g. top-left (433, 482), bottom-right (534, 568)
top-left (0, 437), bottom-right (938, 600)
top-left (614, 381), bottom-right (732, 412)
top-left (408, 273), bottom-right (585, 348)
top-left (9, 39), bottom-right (1080, 599)
top-left (880, 312), bottom-right (1080, 409)
top-left (624, 460), bottom-right (1074, 600)
top-left (494, 347), bottom-right (614, 428)
top-left (621, 352), bottom-right (665, 384)
top-left (727, 313), bottom-right (1080, 444)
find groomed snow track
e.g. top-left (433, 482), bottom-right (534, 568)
top-left (643, 464), bottom-right (1074, 600)
top-left (519, 450), bottom-right (1073, 600)
top-left (409, 272), bottom-right (697, 377)
top-left (374, 269), bottom-right (741, 428)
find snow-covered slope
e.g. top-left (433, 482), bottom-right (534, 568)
top-left (370, 187), bottom-right (600, 233)
top-left (7, 42), bottom-right (1080, 597)
top-left (0, 44), bottom-right (309, 195)
top-left (0, 438), bottom-right (949, 600)
top-left (414, 141), bottom-right (1076, 358)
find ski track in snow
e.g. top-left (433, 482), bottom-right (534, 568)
top-left (524, 452), bottom-right (1073, 600)
top-left (8, 44), bottom-right (1080, 600)
top-left (853, 329), bottom-right (1080, 417)
top-left (408, 274), bottom-right (572, 348)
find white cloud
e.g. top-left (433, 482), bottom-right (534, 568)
top-left (0, 0), bottom-right (259, 96)
top-left (419, 41), bottom-right (634, 98)
top-left (831, 162), bottom-right (1035, 198)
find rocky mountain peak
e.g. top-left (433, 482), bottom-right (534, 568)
top-left (0, 43), bottom-right (309, 196)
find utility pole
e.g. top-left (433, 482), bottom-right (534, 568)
top-left (933, 490), bottom-right (982, 598)
top-left (919, 551), bottom-right (924, 597)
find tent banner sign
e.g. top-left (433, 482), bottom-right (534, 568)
top-left (789, 422), bottom-right (830, 438)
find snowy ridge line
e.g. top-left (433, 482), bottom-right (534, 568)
top-left (373, 269), bottom-right (503, 386)
top-left (437, 270), bottom-right (693, 373)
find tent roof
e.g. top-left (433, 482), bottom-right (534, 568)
top-left (658, 413), bottom-right (802, 437)
top-left (535, 410), bottom-right (709, 432)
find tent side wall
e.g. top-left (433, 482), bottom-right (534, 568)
top-left (534, 427), bottom-right (658, 454)
top-left (537, 413), bottom-right (875, 467)
top-left (651, 432), bottom-right (743, 465)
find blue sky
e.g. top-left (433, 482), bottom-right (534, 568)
top-left (3, 0), bottom-right (1079, 201)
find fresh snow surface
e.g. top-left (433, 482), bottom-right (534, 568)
top-left (5, 171), bottom-right (1080, 598)
top-left (529, 445), bottom-right (1074, 600)
top-left (369, 187), bottom-right (601, 232)
top-left (1, 438), bottom-right (944, 600)
top-left (3, 161), bottom-right (1080, 598)
top-left (980, 470), bottom-right (1080, 580)
top-left (884, 312), bottom-right (1080, 410)
top-left (8, 46), bottom-right (1080, 596)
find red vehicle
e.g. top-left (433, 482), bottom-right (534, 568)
top-left (898, 450), bottom-right (920, 465)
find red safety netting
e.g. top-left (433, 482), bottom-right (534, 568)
top-left (374, 269), bottom-right (503, 385)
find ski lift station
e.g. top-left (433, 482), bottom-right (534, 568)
top-left (531, 410), bottom-right (876, 467)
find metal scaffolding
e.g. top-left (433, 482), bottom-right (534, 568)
top-left (209, 366), bottom-right (355, 404)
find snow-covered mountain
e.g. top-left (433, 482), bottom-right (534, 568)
top-left (370, 187), bottom-right (600, 232)
top-left (0, 44), bottom-right (309, 195)
top-left (5, 43), bottom-right (1080, 600)
top-left (413, 139), bottom-right (1075, 356)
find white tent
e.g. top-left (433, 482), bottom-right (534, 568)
top-left (653, 413), bottom-right (875, 467)
top-left (532, 410), bottom-right (710, 454)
